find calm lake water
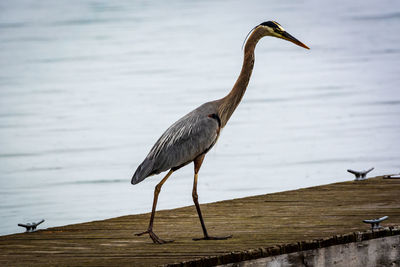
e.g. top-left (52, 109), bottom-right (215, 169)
top-left (1, 0), bottom-right (399, 236)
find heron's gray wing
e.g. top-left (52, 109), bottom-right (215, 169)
top-left (151, 113), bottom-right (219, 169)
top-left (131, 108), bottom-right (219, 184)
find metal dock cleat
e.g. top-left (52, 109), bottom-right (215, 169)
top-left (18, 219), bottom-right (45, 232)
top-left (347, 167), bottom-right (374, 180)
top-left (383, 174), bottom-right (400, 179)
top-left (363, 216), bottom-right (388, 230)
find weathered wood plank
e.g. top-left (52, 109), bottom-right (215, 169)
top-left (1, 176), bottom-right (399, 266)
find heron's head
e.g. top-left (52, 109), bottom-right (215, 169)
top-left (255, 21), bottom-right (309, 49)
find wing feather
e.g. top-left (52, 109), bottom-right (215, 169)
top-left (131, 102), bottom-right (220, 184)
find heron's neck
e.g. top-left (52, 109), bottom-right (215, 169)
top-left (217, 30), bottom-right (263, 128)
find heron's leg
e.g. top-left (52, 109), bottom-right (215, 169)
top-left (192, 155), bottom-right (232, 241)
top-left (135, 170), bottom-right (174, 244)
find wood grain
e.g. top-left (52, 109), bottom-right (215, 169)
top-left (1, 176), bottom-right (399, 266)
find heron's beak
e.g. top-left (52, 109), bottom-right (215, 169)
top-left (281, 31), bottom-right (309, 50)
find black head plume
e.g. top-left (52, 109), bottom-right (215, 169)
top-left (241, 25), bottom-right (257, 50)
top-left (260, 21), bottom-right (281, 29)
top-left (242, 21), bottom-right (285, 50)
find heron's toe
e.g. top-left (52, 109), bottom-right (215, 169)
top-left (149, 231), bottom-right (174, 244)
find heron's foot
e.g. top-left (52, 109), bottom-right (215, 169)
top-left (135, 229), bottom-right (174, 244)
top-left (193, 234), bottom-right (232, 241)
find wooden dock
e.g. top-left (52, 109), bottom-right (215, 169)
top-left (1, 176), bottom-right (400, 266)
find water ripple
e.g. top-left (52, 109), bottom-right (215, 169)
top-left (53, 179), bottom-right (127, 186)
top-left (354, 12), bottom-right (400, 21)
top-left (0, 147), bottom-right (111, 158)
top-left (0, 22), bottom-right (27, 29)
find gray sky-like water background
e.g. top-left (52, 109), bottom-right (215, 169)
top-left (1, 0), bottom-right (399, 235)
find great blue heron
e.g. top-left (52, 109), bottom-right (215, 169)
top-left (132, 21), bottom-right (309, 244)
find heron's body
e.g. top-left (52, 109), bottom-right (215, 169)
top-left (132, 21), bottom-right (309, 244)
top-left (132, 101), bottom-right (220, 184)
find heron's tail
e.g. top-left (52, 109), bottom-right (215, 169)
top-left (131, 158), bottom-right (154, 185)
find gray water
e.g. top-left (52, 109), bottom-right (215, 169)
top-left (1, 0), bottom-right (399, 236)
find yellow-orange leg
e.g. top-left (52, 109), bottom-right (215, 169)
top-left (136, 170), bottom-right (174, 244)
top-left (192, 155), bottom-right (232, 241)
